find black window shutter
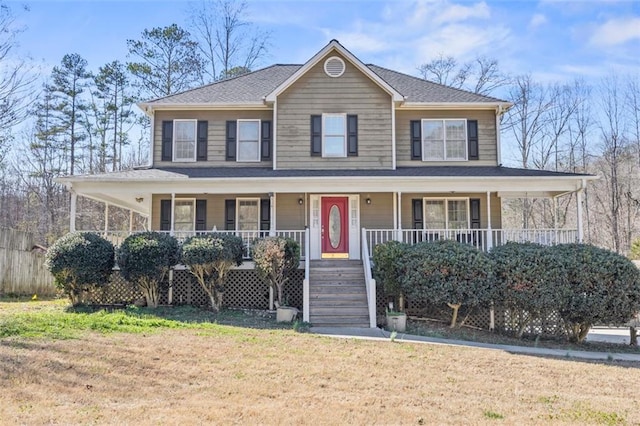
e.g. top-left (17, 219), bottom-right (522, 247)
top-left (412, 199), bottom-right (423, 229)
top-left (197, 121), bottom-right (208, 161)
top-left (347, 114), bottom-right (358, 156)
top-left (260, 199), bottom-right (270, 231)
top-left (467, 120), bottom-right (479, 160)
top-left (161, 121), bottom-right (173, 161)
top-left (225, 200), bottom-right (236, 230)
top-left (310, 115), bottom-right (322, 156)
top-left (410, 120), bottom-right (422, 160)
top-left (226, 121), bottom-right (237, 161)
top-left (195, 200), bottom-right (207, 231)
top-left (470, 198), bottom-right (481, 229)
top-left (261, 121), bottom-right (272, 160)
top-left (160, 200), bottom-right (171, 231)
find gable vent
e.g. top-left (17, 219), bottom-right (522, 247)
top-left (324, 56), bottom-right (345, 78)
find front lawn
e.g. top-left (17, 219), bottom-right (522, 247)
top-left (0, 298), bottom-right (638, 424)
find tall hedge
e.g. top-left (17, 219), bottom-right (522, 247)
top-left (252, 236), bottom-right (300, 307)
top-left (45, 232), bottom-right (115, 306)
top-left (399, 240), bottom-right (495, 327)
top-left (116, 232), bottom-right (180, 308)
top-left (551, 243), bottom-right (640, 342)
top-left (491, 242), bottom-right (566, 337)
top-left (373, 240), bottom-right (409, 312)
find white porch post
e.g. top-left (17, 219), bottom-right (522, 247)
top-left (104, 203), bottom-right (109, 237)
top-left (129, 210), bottom-right (134, 233)
top-left (170, 193), bottom-right (175, 236)
top-left (69, 190), bottom-right (77, 232)
top-left (392, 192), bottom-right (398, 241)
top-left (553, 196), bottom-right (558, 244)
top-left (397, 191), bottom-right (403, 242)
top-left (577, 185), bottom-right (584, 243)
top-left (269, 192), bottom-right (276, 236)
top-left (486, 191), bottom-right (493, 250)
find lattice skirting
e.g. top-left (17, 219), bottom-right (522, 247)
top-left (87, 268), bottom-right (303, 311)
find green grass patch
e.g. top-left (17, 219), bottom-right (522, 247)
top-left (483, 410), bottom-right (504, 420)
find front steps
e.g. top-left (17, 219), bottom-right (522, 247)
top-left (308, 260), bottom-right (370, 328)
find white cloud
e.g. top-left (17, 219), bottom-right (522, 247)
top-left (528, 13), bottom-right (548, 29)
top-left (589, 17), bottom-right (640, 47)
top-left (432, 2), bottom-right (491, 25)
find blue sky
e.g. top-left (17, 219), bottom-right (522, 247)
top-left (9, 0), bottom-right (640, 88)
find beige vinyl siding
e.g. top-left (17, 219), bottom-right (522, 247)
top-left (276, 51), bottom-right (393, 170)
top-left (275, 194), bottom-right (306, 230)
top-left (400, 192), bottom-right (502, 229)
top-left (360, 193), bottom-right (394, 229)
top-left (153, 110), bottom-right (273, 167)
top-left (395, 110), bottom-right (497, 167)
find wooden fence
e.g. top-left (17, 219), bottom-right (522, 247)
top-left (0, 228), bottom-right (56, 296)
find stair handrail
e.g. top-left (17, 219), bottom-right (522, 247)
top-left (361, 227), bottom-right (377, 328)
top-left (303, 226), bottom-right (310, 322)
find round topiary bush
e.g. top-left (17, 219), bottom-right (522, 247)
top-left (45, 232), bottom-right (115, 306)
top-left (116, 232), bottom-right (180, 308)
top-left (551, 243), bottom-right (640, 342)
top-left (490, 242), bottom-right (566, 337)
top-left (398, 239), bottom-right (495, 327)
top-left (181, 233), bottom-right (244, 310)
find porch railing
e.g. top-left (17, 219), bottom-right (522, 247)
top-left (361, 228), bottom-right (377, 328)
top-left (95, 229), bottom-right (307, 260)
top-left (365, 228), bottom-right (578, 255)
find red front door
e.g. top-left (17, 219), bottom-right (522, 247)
top-left (321, 197), bottom-right (349, 259)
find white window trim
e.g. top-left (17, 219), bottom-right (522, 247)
top-left (322, 113), bottom-right (347, 158)
top-left (172, 119), bottom-right (197, 162)
top-left (236, 119), bottom-right (261, 163)
top-left (421, 118), bottom-right (468, 162)
top-left (235, 197), bottom-right (261, 231)
top-left (173, 198), bottom-right (196, 231)
top-left (423, 197), bottom-right (470, 229)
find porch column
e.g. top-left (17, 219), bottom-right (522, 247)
top-left (104, 203), bottom-right (109, 237)
top-left (69, 190), bottom-right (77, 232)
top-left (397, 192), bottom-right (403, 242)
top-left (269, 192), bottom-right (276, 236)
top-left (486, 192), bottom-right (493, 250)
top-left (129, 210), bottom-right (134, 233)
top-left (553, 196), bottom-right (558, 244)
top-left (577, 186), bottom-right (584, 243)
top-left (170, 193), bottom-right (175, 236)
top-left (392, 192), bottom-right (398, 241)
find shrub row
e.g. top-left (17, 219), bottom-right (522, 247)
top-left (46, 232), bottom-right (299, 312)
top-left (373, 240), bottom-right (640, 342)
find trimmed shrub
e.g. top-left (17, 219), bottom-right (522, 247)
top-left (491, 242), bottom-right (566, 337)
top-left (399, 240), bottom-right (495, 327)
top-left (181, 233), bottom-right (244, 310)
top-left (372, 240), bottom-right (410, 312)
top-left (45, 232), bottom-right (115, 306)
top-left (551, 243), bottom-right (640, 342)
top-left (252, 236), bottom-right (300, 307)
top-left (116, 232), bottom-right (180, 308)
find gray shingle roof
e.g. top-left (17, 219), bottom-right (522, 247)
top-left (63, 166), bottom-right (590, 181)
top-left (145, 63), bottom-right (507, 106)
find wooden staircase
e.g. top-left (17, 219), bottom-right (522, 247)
top-left (308, 259), bottom-right (370, 328)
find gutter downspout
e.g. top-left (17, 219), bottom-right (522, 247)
top-left (577, 179), bottom-right (585, 243)
top-left (496, 105), bottom-right (503, 165)
top-left (148, 108), bottom-right (155, 167)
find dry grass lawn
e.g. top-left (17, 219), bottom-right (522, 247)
top-left (0, 300), bottom-right (638, 425)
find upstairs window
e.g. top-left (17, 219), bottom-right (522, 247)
top-left (237, 119), bottom-right (261, 162)
top-left (422, 119), bottom-right (467, 161)
top-left (173, 120), bottom-right (197, 162)
top-left (323, 114), bottom-right (346, 157)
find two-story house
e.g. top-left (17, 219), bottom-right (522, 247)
top-left (58, 40), bottom-right (594, 328)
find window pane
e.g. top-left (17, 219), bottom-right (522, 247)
top-left (324, 136), bottom-right (345, 156)
top-left (422, 121), bottom-right (444, 160)
top-left (174, 121), bottom-right (196, 160)
top-left (237, 121), bottom-right (259, 162)
top-left (425, 200), bottom-right (446, 229)
top-left (445, 120), bottom-right (465, 140)
top-left (446, 140), bottom-right (466, 159)
top-left (445, 120), bottom-right (466, 160)
top-left (324, 115), bottom-right (345, 135)
top-left (448, 200), bottom-right (468, 229)
top-left (237, 200), bottom-right (259, 231)
top-left (174, 201), bottom-right (194, 231)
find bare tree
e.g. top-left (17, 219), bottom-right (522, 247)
top-left (418, 54), bottom-right (509, 95)
top-left (188, 0), bottom-right (270, 82)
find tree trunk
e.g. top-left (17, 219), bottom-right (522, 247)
top-left (630, 326), bottom-right (638, 346)
top-left (447, 303), bottom-right (461, 328)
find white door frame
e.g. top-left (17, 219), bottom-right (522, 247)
top-left (309, 194), bottom-right (360, 260)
